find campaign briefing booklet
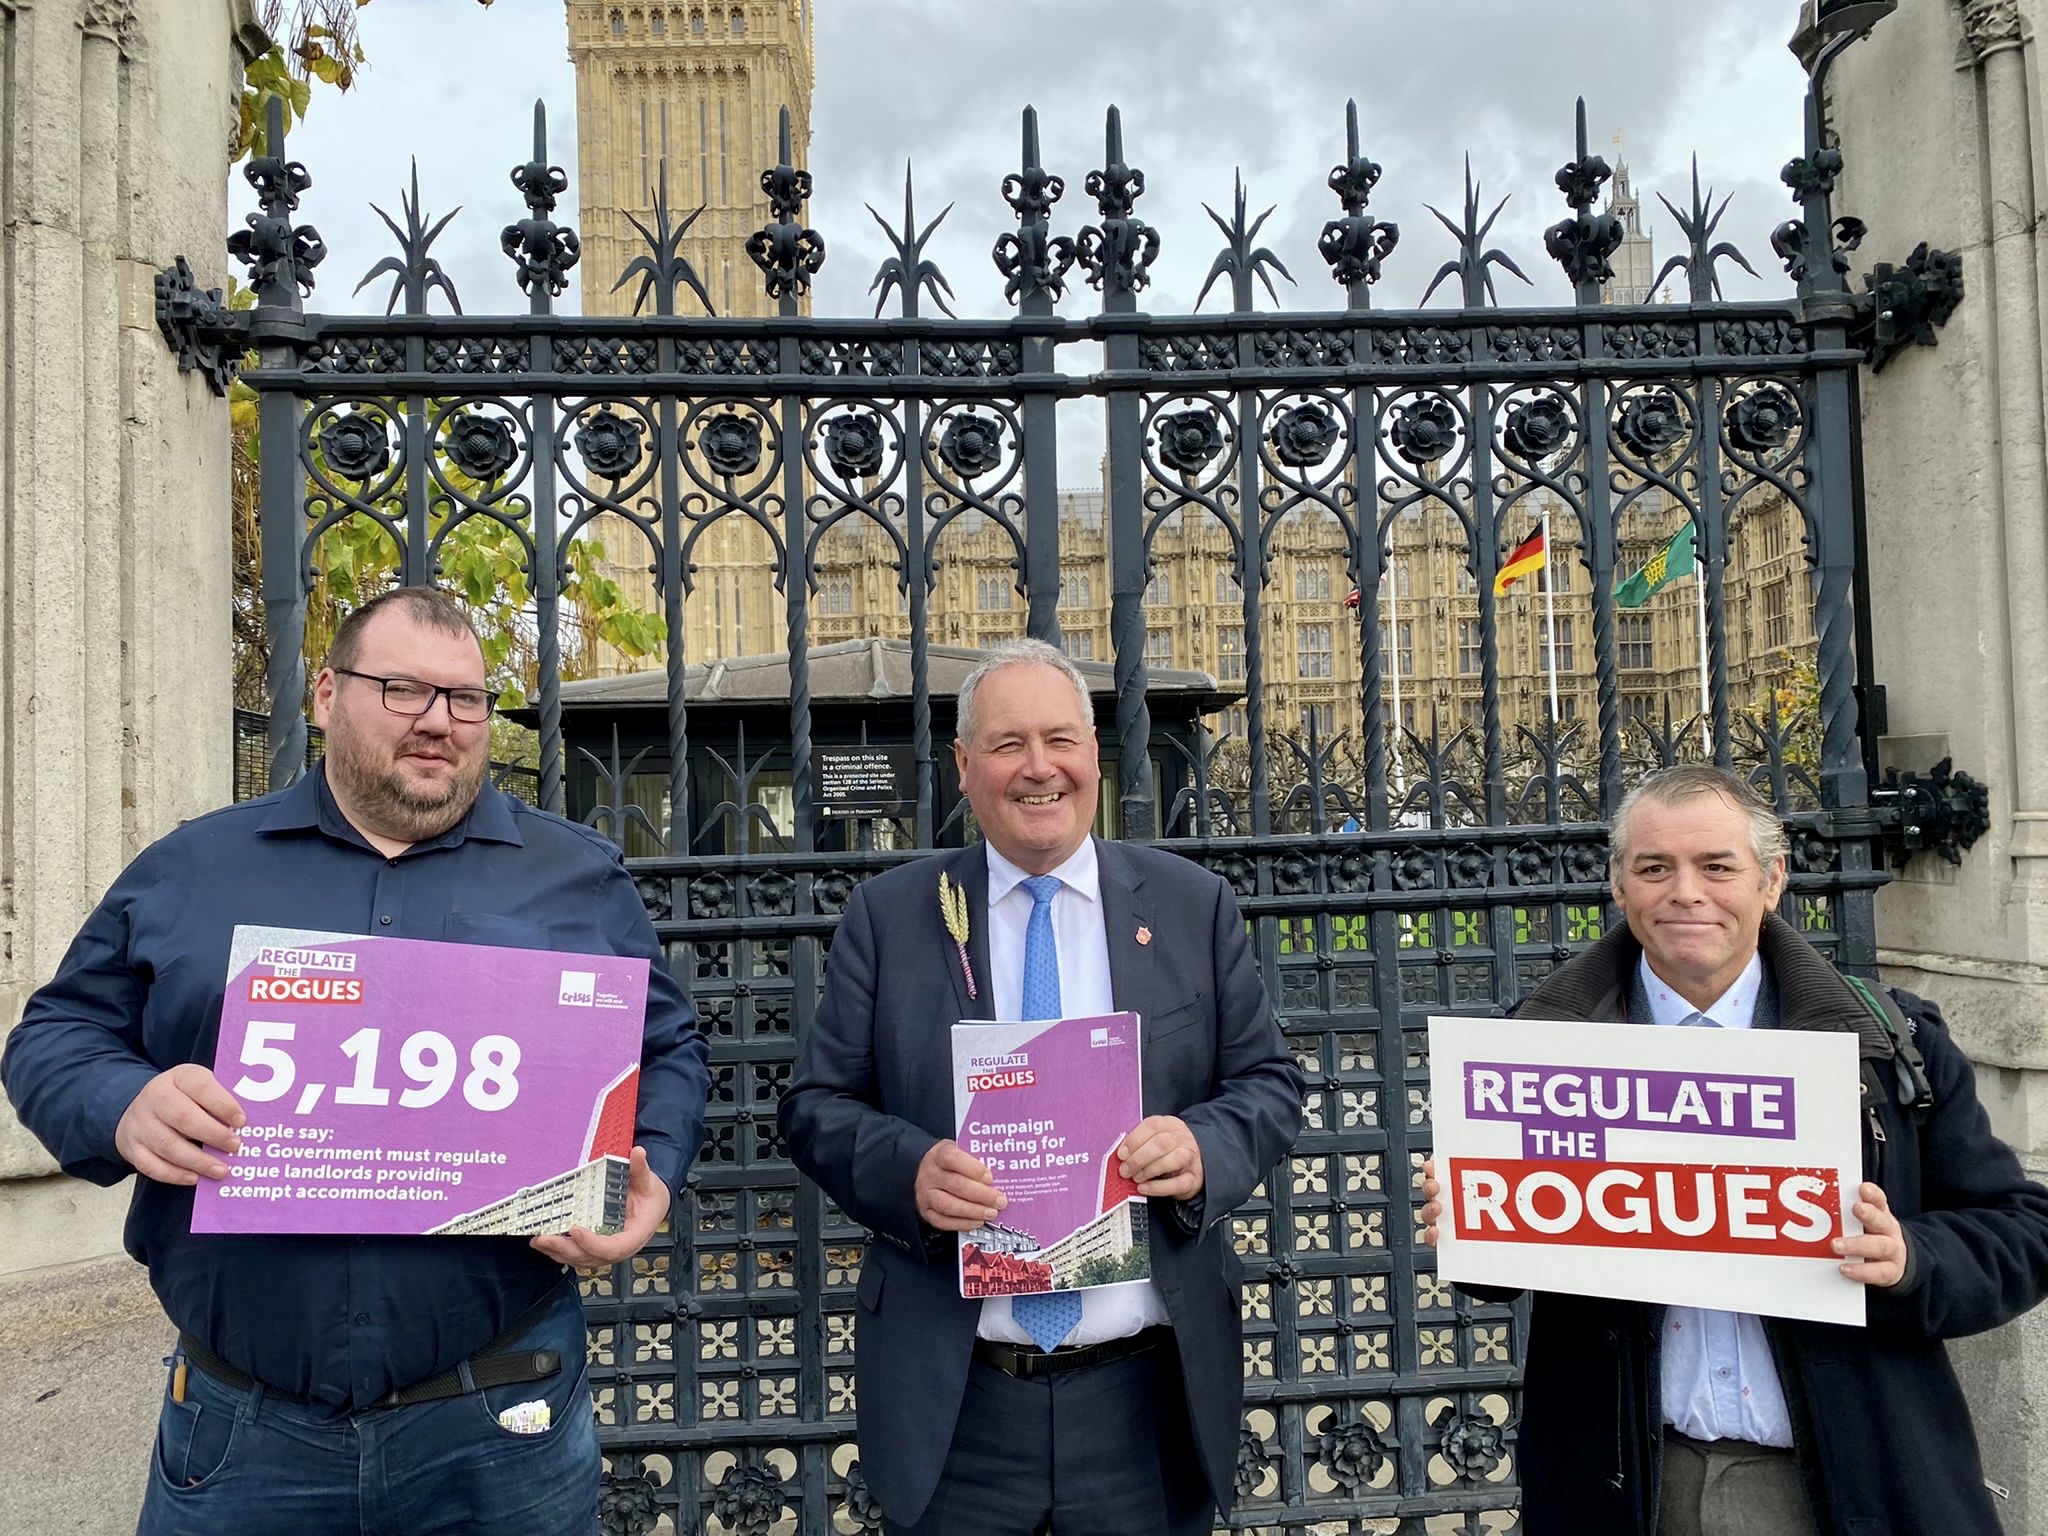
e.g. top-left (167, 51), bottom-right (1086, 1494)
top-left (192, 925), bottom-right (646, 1238)
top-left (950, 1010), bottom-right (1151, 1299)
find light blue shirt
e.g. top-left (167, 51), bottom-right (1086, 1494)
top-left (1641, 952), bottom-right (1796, 1448)
top-left (974, 839), bottom-right (1172, 1346)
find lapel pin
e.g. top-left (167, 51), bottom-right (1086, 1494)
top-left (1135, 926), bottom-right (1152, 946)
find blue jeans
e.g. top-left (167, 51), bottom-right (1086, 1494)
top-left (136, 1285), bottom-right (599, 1536)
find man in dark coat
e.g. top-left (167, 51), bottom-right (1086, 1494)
top-left (1422, 765), bottom-right (2048, 1536)
top-left (779, 639), bottom-right (1303, 1536)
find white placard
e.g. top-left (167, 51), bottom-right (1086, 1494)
top-left (1427, 1014), bottom-right (1866, 1326)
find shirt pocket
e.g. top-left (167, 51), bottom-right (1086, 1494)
top-left (441, 913), bottom-right (554, 951)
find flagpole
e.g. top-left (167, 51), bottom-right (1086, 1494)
top-left (1541, 501), bottom-right (1560, 725)
top-left (1386, 569), bottom-right (1406, 797)
top-left (1694, 541), bottom-right (1710, 754)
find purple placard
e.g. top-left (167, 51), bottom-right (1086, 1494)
top-left (1466, 1060), bottom-right (1797, 1161)
top-left (952, 1012), bottom-right (1148, 1297)
top-left (192, 926), bottom-right (648, 1236)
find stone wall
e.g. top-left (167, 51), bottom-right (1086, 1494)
top-left (1833, 1), bottom-right (2048, 1529)
top-left (0, 0), bottom-right (258, 1276)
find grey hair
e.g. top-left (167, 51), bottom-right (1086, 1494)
top-left (1610, 764), bottom-right (1789, 877)
top-left (955, 638), bottom-right (1094, 745)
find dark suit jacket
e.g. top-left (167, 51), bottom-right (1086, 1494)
top-left (778, 838), bottom-right (1304, 1526)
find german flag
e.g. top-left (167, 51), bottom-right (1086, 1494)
top-left (1493, 525), bottom-right (1548, 596)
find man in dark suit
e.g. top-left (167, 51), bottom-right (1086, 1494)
top-left (780, 638), bottom-right (1303, 1536)
top-left (1419, 765), bottom-right (2048, 1536)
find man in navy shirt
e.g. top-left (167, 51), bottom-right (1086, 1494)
top-left (2, 586), bottom-right (709, 1536)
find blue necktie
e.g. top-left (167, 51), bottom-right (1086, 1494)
top-left (1010, 874), bottom-right (1082, 1351)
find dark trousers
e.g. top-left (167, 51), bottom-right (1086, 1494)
top-left (136, 1286), bottom-right (597, 1536)
top-left (886, 1338), bottom-right (1213, 1536)
top-left (1658, 1428), bottom-right (1819, 1536)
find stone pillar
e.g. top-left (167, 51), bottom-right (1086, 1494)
top-left (1832, 1), bottom-right (2048, 1529)
top-left (0, 0), bottom-right (260, 1276)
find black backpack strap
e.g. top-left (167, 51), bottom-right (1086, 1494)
top-left (1843, 974), bottom-right (1934, 1125)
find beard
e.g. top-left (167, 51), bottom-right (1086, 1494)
top-left (324, 726), bottom-right (488, 845)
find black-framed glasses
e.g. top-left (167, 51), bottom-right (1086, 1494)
top-left (333, 668), bottom-right (499, 723)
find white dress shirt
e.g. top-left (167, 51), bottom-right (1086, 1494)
top-left (973, 838), bottom-right (1172, 1345)
top-left (1642, 952), bottom-right (1796, 1447)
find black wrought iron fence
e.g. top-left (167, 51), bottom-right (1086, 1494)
top-left (161, 66), bottom-right (1972, 1532)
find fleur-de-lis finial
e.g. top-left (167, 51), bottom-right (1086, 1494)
top-left (500, 101), bottom-right (580, 306)
top-left (1075, 104), bottom-right (1160, 301)
top-left (1319, 99), bottom-right (1400, 299)
top-left (229, 95), bottom-right (327, 307)
top-left (746, 105), bottom-right (826, 307)
top-left (993, 105), bottom-right (1076, 310)
top-left (1543, 98), bottom-right (1625, 295)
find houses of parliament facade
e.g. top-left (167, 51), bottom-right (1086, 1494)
top-left (565, 2), bottom-right (1818, 764)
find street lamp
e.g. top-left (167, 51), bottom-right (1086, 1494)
top-left (1789, 0), bottom-right (1899, 75)
top-left (1778, 0), bottom-right (1900, 307)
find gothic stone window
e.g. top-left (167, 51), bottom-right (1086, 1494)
top-left (1301, 702), bottom-right (1335, 737)
top-left (1296, 624), bottom-right (1333, 679)
top-left (1215, 570), bottom-right (1241, 605)
top-left (1063, 631), bottom-right (1096, 662)
top-left (1294, 564), bottom-right (1332, 602)
top-left (1380, 620), bottom-right (1413, 675)
top-left (1618, 615), bottom-right (1655, 672)
top-left (1145, 629), bottom-right (1173, 667)
top-left (1060, 571), bottom-right (1092, 609)
top-left (1145, 570), bottom-right (1171, 606)
top-left (976, 575), bottom-right (1013, 612)
top-left (1764, 580), bottom-right (1791, 650)
top-left (1457, 619), bottom-right (1483, 676)
top-left (1541, 617), bottom-right (1575, 673)
top-left (1218, 627), bottom-right (1244, 682)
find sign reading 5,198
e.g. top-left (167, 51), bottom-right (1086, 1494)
top-left (232, 1021), bottom-right (522, 1116)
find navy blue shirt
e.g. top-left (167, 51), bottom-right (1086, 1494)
top-left (1, 766), bottom-right (708, 1408)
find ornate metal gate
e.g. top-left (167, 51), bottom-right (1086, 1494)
top-left (166, 66), bottom-right (1977, 1533)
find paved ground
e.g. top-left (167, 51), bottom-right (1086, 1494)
top-left (0, 1256), bottom-right (165, 1535)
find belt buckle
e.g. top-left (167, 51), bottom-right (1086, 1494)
top-left (1010, 1342), bottom-right (1051, 1379)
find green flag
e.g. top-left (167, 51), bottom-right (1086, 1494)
top-left (1613, 522), bottom-right (1697, 609)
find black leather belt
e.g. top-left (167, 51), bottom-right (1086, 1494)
top-left (1664, 1426), bottom-right (1796, 1459)
top-left (973, 1325), bottom-right (1170, 1379)
top-left (178, 1289), bottom-right (565, 1409)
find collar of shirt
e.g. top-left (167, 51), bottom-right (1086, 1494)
top-left (252, 762), bottom-right (526, 854)
top-left (1638, 950), bottom-right (1764, 1030)
top-left (984, 836), bottom-right (1101, 910)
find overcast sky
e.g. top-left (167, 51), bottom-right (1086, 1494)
top-left (233, 1), bottom-right (1817, 480)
